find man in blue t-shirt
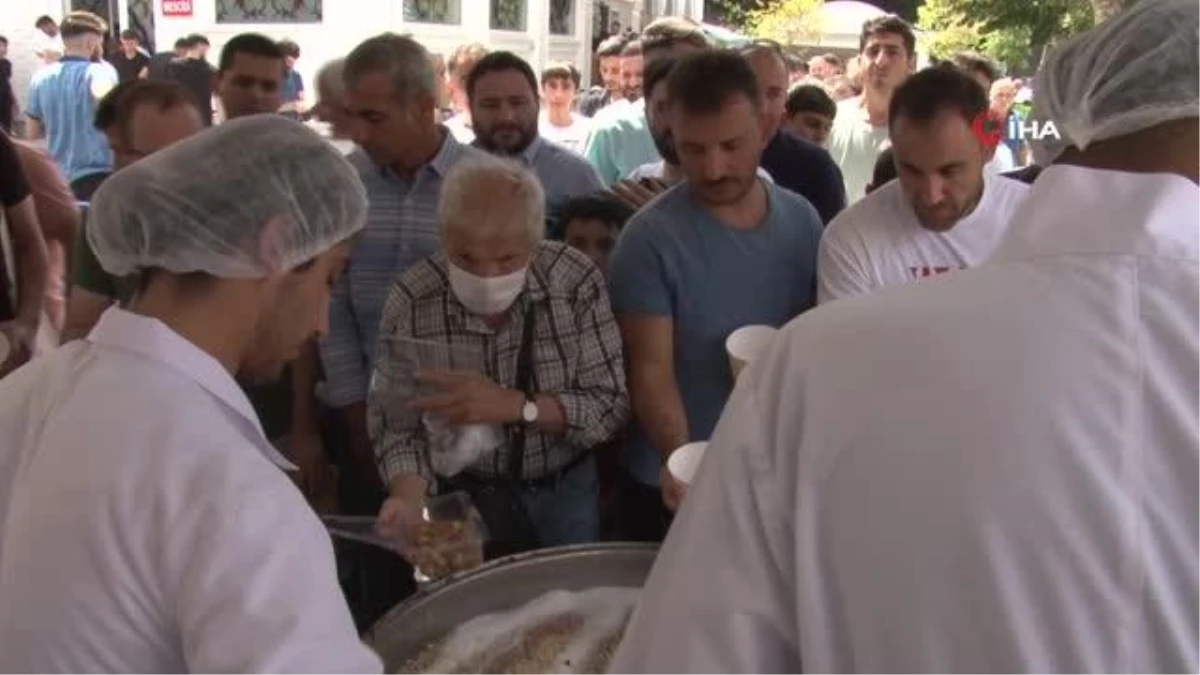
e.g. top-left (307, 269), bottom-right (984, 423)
top-left (24, 11), bottom-right (118, 200)
top-left (608, 51), bottom-right (823, 542)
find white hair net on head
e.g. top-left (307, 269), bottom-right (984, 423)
top-left (1030, 0), bottom-right (1199, 166)
top-left (88, 114), bottom-right (368, 279)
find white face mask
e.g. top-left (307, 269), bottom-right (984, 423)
top-left (448, 261), bottom-right (528, 315)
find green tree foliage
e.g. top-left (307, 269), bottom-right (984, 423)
top-left (918, 0), bottom-right (1095, 72)
top-left (743, 0), bottom-right (826, 43)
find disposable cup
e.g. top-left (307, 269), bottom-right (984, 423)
top-left (725, 325), bottom-right (778, 380)
top-left (667, 441), bottom-right (708, 486)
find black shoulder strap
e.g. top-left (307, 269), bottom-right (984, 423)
top-left (508, 303), bottom-right (537, 481)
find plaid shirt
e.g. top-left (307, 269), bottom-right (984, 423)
top-left (369, 241), bottom-right (629, 482)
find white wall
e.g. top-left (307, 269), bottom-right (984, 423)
top-left (3, 0), bottom-right (63, 129)
top-left (148, 0), bottom-right (596, 97)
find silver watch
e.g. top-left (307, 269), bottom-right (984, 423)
top-left (521, 396), bottom-right (539, 425)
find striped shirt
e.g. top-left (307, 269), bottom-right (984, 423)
top-left (320, 130), bottom-right (485, 407)
top-left (369, 241), bottom-right (629, 482)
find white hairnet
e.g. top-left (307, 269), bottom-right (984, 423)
top-left (88, 115), bottom-right (368, 278)
top-left (1030, 0), bottom-right (1199, 166)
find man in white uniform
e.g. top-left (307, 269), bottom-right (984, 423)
top-left (818, 65), bottom-right (1029, 303)
top-left (611, 0), bottom-right (1198, 671)
top-left (0, 116), bottom-right (382, 672)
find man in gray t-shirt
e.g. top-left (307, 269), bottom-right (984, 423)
top-left (608, 51), bottom-right (822, 542)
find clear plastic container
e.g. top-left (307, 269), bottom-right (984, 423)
top-left (410, 491), bottom-right (489, 583)
top-left (321, 491), bottom-right (488, 583)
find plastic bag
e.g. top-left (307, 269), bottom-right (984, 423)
top-left (321, 492), bottom-right (489, 583)
top-left (424, 416), bottom-right (504, 478)
top-left (372, 337), bottom-right (503, 477)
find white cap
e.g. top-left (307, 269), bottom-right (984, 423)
top-left (88, 115), bottom-right (368, 279)
top-left (1030, 0), bottom-right (1198, 166)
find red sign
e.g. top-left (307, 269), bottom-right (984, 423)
top-left (970, 111), bottom-right (1004, 149)
top-left (162, 0), bottom-right (193, 17)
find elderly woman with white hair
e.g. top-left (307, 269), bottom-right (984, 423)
top-left (369, 156), bottom-right (628, 556)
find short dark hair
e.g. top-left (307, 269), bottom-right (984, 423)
top-left (277, 38), bottom-right (300, 59)
top-left (620, 39), bottom-right (643, 57)
top-left (0, 36), bottom-right (8, 46)
top-left (60, 11), bottom-right (108, 39)
top-left (466, 51), bottom-right (538, 102)
top-left (94, 79), bottom-right (196, 138)
top-left (667, 50), bottom-right (760, 116)
top-left (641, 16), bottom-right (709, 60)
top-left (819, 52), bottom-right (843, 68)
top-left (860, 14), bottom-right (915, 57)
top-left (642, 56), bottom-right (676, 101)
top-left (173, 37), bottom-right (188, 50)
top-left (541, 61), bottom-right (580, 89)
top-left (559, 192), bottom-right (636, 234)
top-left (887, 65), bottom-right (988, 132)
top-left (35, 15), bottom-right (55, 28)
top-left (596, 34), bottom-right (629, 58)
top-left (186, 33), bottom-right (210, 47)
top-left (218, 32), bottom-right (284, 72)
top-left (786, 84), bottom-right (836, 119)
top-left (119, 29), bottom-right (139, 41)
top-left (949, 51), bottom-right (1000, 85)
top-left (738, 39), bottom-right (786, 68)
top-left (867, 146), bottom-right (897, 193)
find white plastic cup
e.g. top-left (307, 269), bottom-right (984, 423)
top-left (725, 325), bottom-right (778, 380)
top-left (667, 441), bottom-right (708, 486)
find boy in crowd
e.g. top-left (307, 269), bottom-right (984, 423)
top-left (559, 192), bottom-right (635, 276)
top-left (785, 83), bottom-right (836, 146)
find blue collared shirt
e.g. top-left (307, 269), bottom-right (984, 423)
top-left (25, 56), bottom-right (117, 182)
top-left (489, 136), bottom-right (605, 237)
top-left (320, 130), bottom-right (485, 407)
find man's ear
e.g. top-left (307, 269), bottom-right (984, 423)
top-left (256, 215), bottom-right (291, 277)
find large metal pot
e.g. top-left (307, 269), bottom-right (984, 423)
top-left (367, 542), bottom-right (658, 671)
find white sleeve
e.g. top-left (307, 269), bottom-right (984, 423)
top-left (609, 377), bottom-right (800, 673)
top-left (176, 478), bottom-right (382, 673)
top-left (817, 224), bottom-right (876, 304)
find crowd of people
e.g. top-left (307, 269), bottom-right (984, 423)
top-left (0, 0), bottom-right (1195, 671)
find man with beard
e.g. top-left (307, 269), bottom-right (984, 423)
top-left (826, 15), bottom-right (916, 201)
top-left (582, 18), bottom-right (710, 183)
top-left (816, 67), bottom-right (1029, 303)
top-left (607, 51), bottom-right (823, 541)
top-left (618, 57), bottom-right (773, 209)
top-left (466, 51), bottom-right (603, 237)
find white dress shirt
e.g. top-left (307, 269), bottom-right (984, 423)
top-left (817, 173), bottom-right (1030, 303)
top-left (0, 309), bottom-right (381, 673)
top-left (611, 165), bottom-right (1199, 672)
